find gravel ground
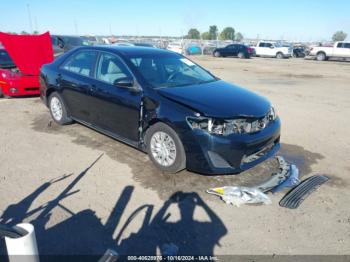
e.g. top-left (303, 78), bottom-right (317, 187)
top-left (0, 56), bottom-right (349, 258)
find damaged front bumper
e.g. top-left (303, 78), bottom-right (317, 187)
top-left (184, 118), bottom-right (281, 174)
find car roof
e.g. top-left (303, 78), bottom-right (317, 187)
top-left (76, 45), bottom-right (178, 56)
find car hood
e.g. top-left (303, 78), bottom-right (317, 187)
top-left (157, 80), bottom-right (271, 118)
top-left (0, 32), bottom-right (54, 75)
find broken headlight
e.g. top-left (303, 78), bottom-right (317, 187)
top-left (187, 107), bottom-right (277, 135)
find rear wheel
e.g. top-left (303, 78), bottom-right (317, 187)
top-left (145, 123), bottom-right (186, 174)
top-left (276, 52), bottom-right (284, 59)
top-left (237, 52), bottom-right (245, 59)
top-left (48, 92), bottom-right (73, 125)
top-left (316, 52), bottom-right (326, 61)
top-left (214, 51), bottom-right (221, 57)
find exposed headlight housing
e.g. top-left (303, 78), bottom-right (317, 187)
top-left (187, 107), bottom-right (277, 135)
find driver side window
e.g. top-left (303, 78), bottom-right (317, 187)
top-left (96, 53), bottom-right (132, 85)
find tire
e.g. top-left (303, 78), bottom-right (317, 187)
top-left (276, 52), bottom-right (284, 59)
top-left (237, 52), bottom-right (245, 59)
top-left (214, 51), bottom-right (221, 57)
top-left (145, 122), bottom-right (186, 174)
top-left (0, 88), bottom-right (10, 99)
top-left (316, 52), bottom-right (326, 61)
top-left (48, 92), bottom-right (73, 125)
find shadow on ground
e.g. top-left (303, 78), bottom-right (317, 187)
top-left (0, 155), bottom-right (227, 258)
top-left (31, 113), bottom-right (325, 200)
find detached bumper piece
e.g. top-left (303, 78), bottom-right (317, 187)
top-left (279, 175), bottom-right (329, 209)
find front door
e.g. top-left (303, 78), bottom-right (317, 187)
top-left (89, 52), bottom-right (141, 142)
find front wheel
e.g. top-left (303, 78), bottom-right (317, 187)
top-left (276, 52), bottom-right (284, 59)
top-left (214, 51), bottom-right (221, 57)
top-left (49, 92), bottom-right (73, 125)
top-left (316, 52), bottom-right (326, 61)
top-left (145, 123), bottom-right (186, 174)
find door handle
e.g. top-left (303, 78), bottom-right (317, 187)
top-left (89, 84), bottom-right (97, 93)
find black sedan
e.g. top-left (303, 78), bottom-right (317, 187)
top-left (40, 46), bottom-right (280, 174)
top-left (213, 44), bottom-right (253, 58)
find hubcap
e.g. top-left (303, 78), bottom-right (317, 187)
top-left (50, 97), bottom-right (63, 121)
top-left (150, 131), bottom-right (177, 167)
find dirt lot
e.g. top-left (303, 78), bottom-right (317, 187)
top-left (0, 57), bottom-right (349, 257)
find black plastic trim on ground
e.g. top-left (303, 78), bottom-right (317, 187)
top-left (279, 175), bottom-right (329, 209)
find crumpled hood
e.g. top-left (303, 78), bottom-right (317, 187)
top-left (0, 32), bottom-right (54, 75)
top-left (157, 80), bottom-right (271, 118)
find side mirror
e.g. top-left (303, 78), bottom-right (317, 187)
top-left (270, 46), bottom-right (275, 49)
top-left (113, 77), bottom-right (135, 88)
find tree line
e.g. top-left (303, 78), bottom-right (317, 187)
top-left (186, 26), bottom-right (244, 42)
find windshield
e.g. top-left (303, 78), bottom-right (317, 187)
top-left (0, 50), bottom-right (15, 68)
top-left (127, 54), bottom-right (216, 88)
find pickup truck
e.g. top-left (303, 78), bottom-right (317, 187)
top-left (254, 41), bottom-right (292, 59)
top-left (307, 42), bottom-right (350, 61)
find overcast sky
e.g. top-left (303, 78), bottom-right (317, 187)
top-left (0, 0), bottom-right (349, 41)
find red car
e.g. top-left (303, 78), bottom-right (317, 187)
top-left (0, 32), bottom-right (53, 97)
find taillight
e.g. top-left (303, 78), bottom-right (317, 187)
top-left (248, 48), bottom-right (253, 53)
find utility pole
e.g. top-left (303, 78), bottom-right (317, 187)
top-left (74, 20), bottom-right (78, 35)
top-left (27, 4), bottom-right (33, 34)
top-left (34, 16), bottom-right (38, 33)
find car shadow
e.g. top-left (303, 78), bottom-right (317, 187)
top-left (0, 155), bottom-right (227, 259)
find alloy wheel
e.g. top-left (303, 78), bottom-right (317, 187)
top-left (150, 131), bottom-right (177, 167)
top-left (50, 97), bottom-right (63, 121)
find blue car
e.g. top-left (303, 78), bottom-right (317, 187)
top-left (40, 46), bottom-right (280, 174)
top-left (186, 44), bottom-right (202, 55)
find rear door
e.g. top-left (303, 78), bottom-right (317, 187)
top-left (89, 52), bottom-right (141, 142)
top-left (333, 42), bottom-right (344, 57)
top-left (228, 45), bottom-right (239, 56)
top-left (59, 50), bottom-right (98, 123)
top-left (334, 42), bottom-right (350, 57)
top-left (344, 43), bottom-right (350, 57)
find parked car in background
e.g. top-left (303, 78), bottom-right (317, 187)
top-left (40, 46), bottom-right (280, 174)
top-left (0, 32), bottom-right (53, 97)
top-left (134, 43), bottom-right (156, 48)
top-left (307, 42), bottom-right (350, 61)
top-left (213, 44), bottom-right (253, 58)
top-left (186, 44), bottom-right (202, 55)
top-left (112, 42), bottom-right (135, 47)
top-left (292, 47), bottom-right (306, 58)
top-left (167, 42), bottom-right (183, 54)
top-left (51, 35), bottom-right (88, 57)
top-left (254, 41), bottom-right (292, 59)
